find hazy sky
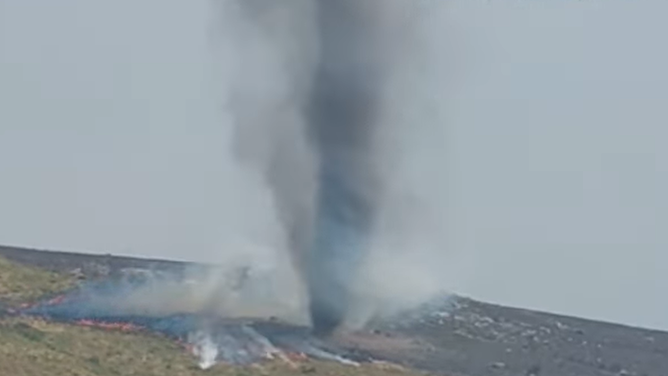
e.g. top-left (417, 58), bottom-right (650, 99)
top-left (1, 0), bottom-right (667, 330)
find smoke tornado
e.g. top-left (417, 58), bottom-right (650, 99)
top-left (305, 0), bottom-right (383, 335)
top-left (223, 0), bottom-right (437, 335)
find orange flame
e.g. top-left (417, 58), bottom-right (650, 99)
top-left (75, 319), bottom-right (142, 332)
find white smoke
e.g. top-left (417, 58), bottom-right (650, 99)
top-left (189, 331), bottom-right (219, 369)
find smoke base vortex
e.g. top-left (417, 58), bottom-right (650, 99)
top-left (303, 0), bottom-right (385, 336)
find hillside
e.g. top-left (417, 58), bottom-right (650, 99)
top-left (2, 245), bottom-right (668, 376)
top-left (0, 256), bottom-right (74, 305)
top-left (0, 254), bottom-right (426, 376)
top-left (0, 316), bottom-right (421, 376)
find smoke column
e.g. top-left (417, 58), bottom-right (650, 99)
top-left (305, 0), bottom-right (384, 335)
top-left (216, 0), bottom-right (457, 334)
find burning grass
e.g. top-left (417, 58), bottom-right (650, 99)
top-left (0, 317), bottom-right (429, 376)
top-left (0, 256), bottom-right (75, 305)
top-left (0, 255), bottom-right (433, 375)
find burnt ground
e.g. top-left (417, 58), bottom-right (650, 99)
top-left (2, 245), bottom-right (668, 376)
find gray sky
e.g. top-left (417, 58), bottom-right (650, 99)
top-left (1, 0), bottom-right (667, 330)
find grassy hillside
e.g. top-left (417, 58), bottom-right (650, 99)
top-left (0, 316), bottom-right (423, 376)
top-left (0, 256), bottom-right (75, 305)
top-left (0, 256), bottom-right (427, 376)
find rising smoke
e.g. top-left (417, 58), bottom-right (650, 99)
top-left (10, 0), bottom-right (461, 343)
top-left (210, 0), bottom-right (460, 334)
top-left (304, 0), bottom-right (387, 335)
top-left (6, 1), bottom-right (462, 367)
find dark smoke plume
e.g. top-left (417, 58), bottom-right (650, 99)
top-left (305, 0), bottom-right (384, 335)
top-left (219, 0), bottom-right (456, 335)
top-left (221, 0), bottom-right (389, 335)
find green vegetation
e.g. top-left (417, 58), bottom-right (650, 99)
top-left (0, 317), bottom-right (424, 376)
top-left (0, 256), bottom-right (75, 305)
top-left (0, 256), bottom-right (428, 375)
top-left (0, 317), bottom-right (202, 376)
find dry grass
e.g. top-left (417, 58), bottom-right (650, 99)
top-left (0, 317), bottom-right (427, 376)
top-left (0, 256), bottom-right (75, 305)
top-left (0, 256), bottom-right (429, 376)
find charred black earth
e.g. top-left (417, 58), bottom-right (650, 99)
top-left (1, 245), bottom-right (667, 376)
